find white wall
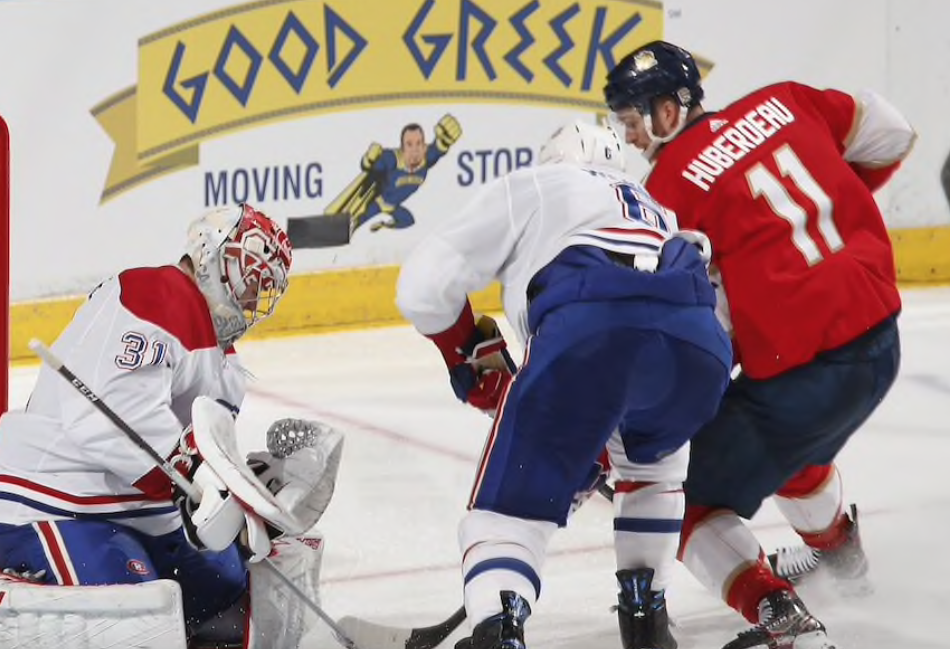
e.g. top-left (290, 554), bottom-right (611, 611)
top-left (0, 0), bottom-right (946, 302)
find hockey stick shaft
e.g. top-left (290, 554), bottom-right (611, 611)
top-left (28, 339), bottom-right (202, 502)
top-left (255, 557), bottom-right (363, 648)
top-left (28, 339), bottom-right (363, 649)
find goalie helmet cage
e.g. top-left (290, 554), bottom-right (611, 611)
top-left (0, 115), bottom-right (8, 415)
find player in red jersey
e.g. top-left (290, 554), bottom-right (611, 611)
top-left (605, 41), bottom-right (914, 649)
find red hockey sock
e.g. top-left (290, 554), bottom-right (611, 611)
top-left (727, 561), bottom-right (792, 623)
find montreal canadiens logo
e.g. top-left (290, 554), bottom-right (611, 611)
top-left (128, 559), bottom-right (150, 575)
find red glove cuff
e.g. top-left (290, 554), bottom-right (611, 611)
top-left (426, 301), bottom-right (477, 367)
top-left (466, 369), bottom-right (512, 413)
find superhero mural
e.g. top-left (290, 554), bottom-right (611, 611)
top-left (287, 114), bottom-right (463, 248)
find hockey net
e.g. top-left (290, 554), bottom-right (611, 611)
top-left (1, 115), bottom-right (7, 415)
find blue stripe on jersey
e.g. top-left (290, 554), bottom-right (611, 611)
top-left (613, 517), bottom-right (684, 534)
top-left (0, 493), bottom-right (178, 520)
top-left (464, 557), bottom-right (542, 598)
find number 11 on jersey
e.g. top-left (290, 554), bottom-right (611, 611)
top-left (746, 144), bottom-right (844, 266)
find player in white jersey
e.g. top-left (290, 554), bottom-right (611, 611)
top-left (396, 121), bottom-right (733, 649)
top-left (0, 204), bottom-right (295, 644)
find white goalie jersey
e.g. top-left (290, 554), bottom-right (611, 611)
top-left (0, 265), bottom-right (245, 536)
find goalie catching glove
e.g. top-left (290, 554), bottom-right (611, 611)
top-left (190, 397), bottom-right (344, 542)
top-left (426, 300), bottom-right (517, 416)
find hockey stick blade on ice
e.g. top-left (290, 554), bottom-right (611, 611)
top-left (337, 605), bottom-right (467, 649)
top-left (335, 479), bottom-right (816, 649)
top-left (334, 485), bottom-right (614, 649)
top-left (28, 339), bottom-right (364, 649)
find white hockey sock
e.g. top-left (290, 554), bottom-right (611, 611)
top-left (613, 481), bottom-right (684, 592)
top-left (775, 465), bottom-right (843, 535)
top-left (458, 510), bottom-right (555, 626)
top-left (681, 509), bottom-right (765, 603)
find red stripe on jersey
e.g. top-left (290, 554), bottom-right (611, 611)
top-left (596, 227), bottom-right (667, 241)
top-left (467, 337), bottom-right (532, 509)
top-left (119, 266), bottom-right (218, 352)
top-left (614, 480), bottom-right (683, 495)
top-left (36, 522), bottom-right (76, 585)
top-left (132, 466), bottom-right (174, 501)
top-left (0, 474), bottom-right (157, 504)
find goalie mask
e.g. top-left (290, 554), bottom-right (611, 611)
top-left (538, 119), bottom-right (626, 172)
top-left (186, 204), bottom-right (293, 348)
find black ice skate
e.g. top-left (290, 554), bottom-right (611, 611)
top-left (722, 589), bottom-right (836, 649)
top-left (769, 504), bottom-right (871, 596)
top-left (615, 568), bottom-right (677, 649)
top-left (454, 591), bottom-right (531, 649)
top-left (820, 504), bottom-right (872, 595)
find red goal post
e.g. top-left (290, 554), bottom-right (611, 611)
top-left (0, 115), bottom-right (8, 414)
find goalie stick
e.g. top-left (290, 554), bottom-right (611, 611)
top-left (28, 339), bottom-right (364, 649)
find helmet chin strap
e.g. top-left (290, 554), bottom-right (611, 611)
top-left (641, 104), bottom-right (688, 163)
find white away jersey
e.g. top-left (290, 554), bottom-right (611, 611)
top-left (397, 163), bottom-right (676, 343)
top-left (0, 266), bottom-right (245, 536)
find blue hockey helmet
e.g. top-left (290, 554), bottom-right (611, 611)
top-left (604, 41), bottom-right (704, 115)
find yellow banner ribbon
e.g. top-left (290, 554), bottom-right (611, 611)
top-left (93, 0), bottom-right (688, 202)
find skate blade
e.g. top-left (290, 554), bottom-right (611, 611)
top-left (792, 630), bottom-right (838, 649)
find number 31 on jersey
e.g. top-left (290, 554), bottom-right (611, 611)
top-left (115, 332), bottom-right (168, 370)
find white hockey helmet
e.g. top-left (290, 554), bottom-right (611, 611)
top-left (538, 119), bottom-right (626, 172)
top-left (186, 203), bottom-right (293, 348)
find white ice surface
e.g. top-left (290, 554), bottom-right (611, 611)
top-left (8, 288), bottom-right (950, 649)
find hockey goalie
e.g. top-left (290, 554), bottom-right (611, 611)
top-left (0, 397), bottom-right (344, 649)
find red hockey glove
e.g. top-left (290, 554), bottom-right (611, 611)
top-left (133, 425), bottom-right (200, 501)
top-left (426, 301), bottom-right (517, 415)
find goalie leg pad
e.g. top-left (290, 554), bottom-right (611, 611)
top-left (0, 574), bottom-right (188, 648)
top-left (247, 534), bottom-right (326, 649)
